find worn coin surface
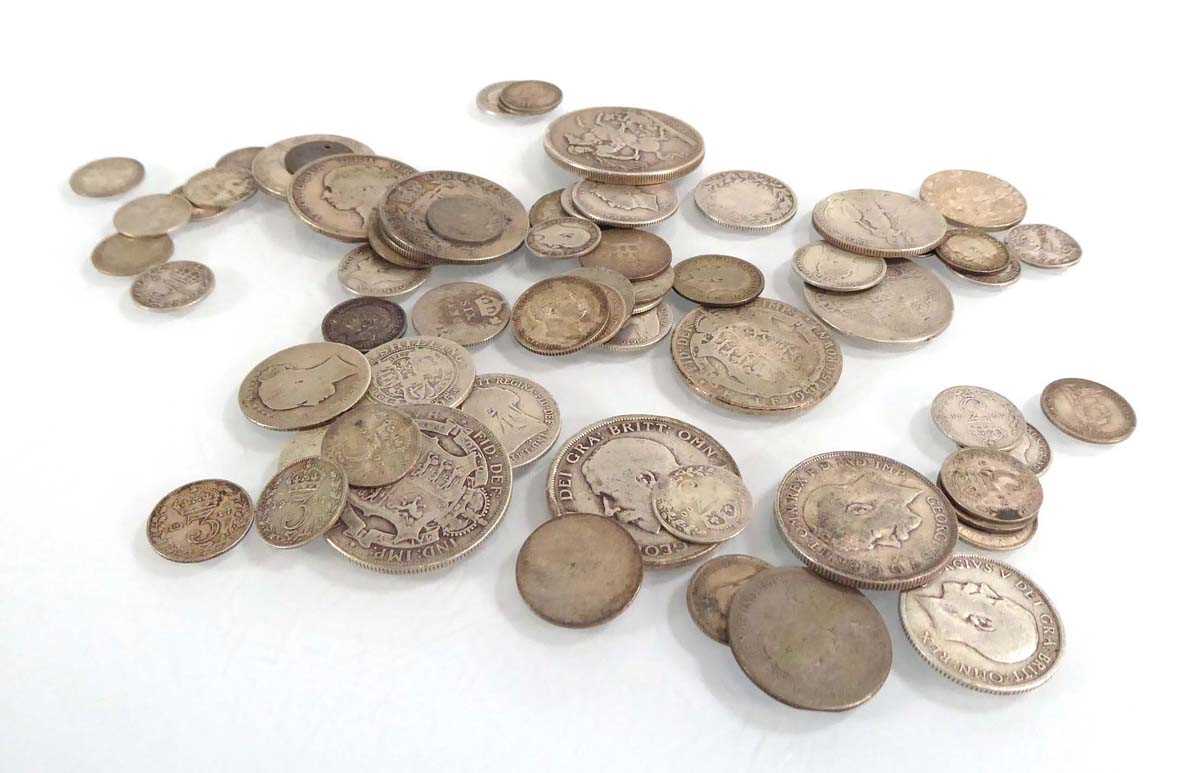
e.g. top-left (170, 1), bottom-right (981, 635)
top-left (368, 209), bottom-right (434, 269)
top-left (570, 180), bottom-right (679, 228)
top-left (943, 255), bottom-right (1022, 287)
top-left (693, 170), bottom-right (797, 230)
top-left (686, 554), bottom-right (772, 644)
top-left (776, 452), bottom-right (957, 590)
top-left (114, 193), bottom-right (193, 237)
top-left (459, 373), bottom-right (561, 469)
top-left (183, 167), bottom-right (257, 210)
top-left (411, 282), bottom-right (510, 346)
top-left (936, 230), bottom-right (1010, 274)
top-left (671, 254), bottom-right (764, 307)
top-left (529, 189), bottom-right (571, 225)
top-left (238, 342), bottom-right (370, 431)
top-left (803, 259), bottom-right (954, 345)
top-left (792, 241), bottom-right (887, 292)
top-left (476, 80), bottom-right (516, 115)
top-left (1002, 423), bottom-right (1052, 476)
top-left (544, 107), bottom-right (705, 185)
top-left (511, 276), bottom-right (611, 355)
top-left (337, 245), bottom-right (430, 297)
top-left (525, 217), bottom-right (602, 259)
top-left (130, 260), bottom-right (214, 311)
top-left (283, 140), bottom-right (354, 174)
top-left (320, 402), bottom-right (425, 487)
top-left (498, 80), bottom-right (563, 115)
top-left (900, 554), bottom-right (1063, 694)
top-left (147, 479), bottom-right (255, 563)
top-left (321, 297), bottom-right (407, 352)
top-left (366, 336), bottom-right (475, 408)
top-left (602, 304), bottom-right (674, 352)
top-left (1006, 224), bottom-right (1082, 269)
top-left (920, 169), bottom-right (1027, 231)
top-left (559, 187), bottom-right (586, 219)
top-left (172, 184), bottom-right (227, 222)
top-left (70, 156), bottom-right (144, 197)
top-left (812, 189), bottom-right (947, 258)
top-left (277, 427), bottom-right (328, 471)
top-left (215, 146), bottom-right (263, 172)
top-left (584, 279), bottom-right (629, 345)
top-left (956, 516), bottom-right (1038, 551)
top-left (580, 229), bottom-right (672, 281)
top-left (547, 414), bottom-right (739, 568)
top-left (672, 299), bottom-right (842, 415)
top-left (91, 233), bottom-right (173, 276)
top-left (728, 567), bottom-right (892, 711)
top-left (651, 464), bottom-right (753, 544)
top-left (251, 134), bottom-right (373, 198)
top-left (932, 386), bottom-right (1026, 450)
top-left (567, 266), bottom-right (636, 317)
top-left (1040, 377), bottom-right (1135, 444)
top-left (326, 405), bottom-right (511, 573)
top-left (630, 266), bottom-right (675, 309)
top-left (288, 154), bottom-right (416, 242)
top-left (255, 457), bottom-right (348, 548)
top-left (940, 448), bottom-right (1043, 528)
top-left (516, 513), bottom-right (643, 627)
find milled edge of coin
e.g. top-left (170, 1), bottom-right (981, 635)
top-left (542, 107), bottom-right (705, 185)
top-left (146, 479), bottom-right (254, 563)
top-left (792, 242), bottom-right (887, 292)
top-left (811, 189), bottom-right (948, 258)
top-left (685, 554), bottom-right (773, 644)
top-left (955, 516), bottom-right (1038, 552)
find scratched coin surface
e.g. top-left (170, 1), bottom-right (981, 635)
top-left (1040, 377), bottom-right (1135, 444)
top-left (254, 457), bottom-right (348, 548)
top-left (812, 189), bottom-right (948, 258)
top-left (651, 464), bottom-right (753, 544)
top-left (1006, 224), bottom-right (1082, 269)
top-left (803, 259), bottom-right (954, 345)
top-left (411, 282), bottom-right (511, 346)
top-left (337, 245), bottom-right (430, 297)
top-left (544, 107), bottom-right (705, 185)
top-left (516, 513), bottom-right (643, 628)
top-left (511, 276), bottom-right (611, 355)
top-left (570, 180), bottom-right (679, 228)
top-left (146, 479), bottom-right (255, 563)
top-left (130, 260), bottom-right (214, 311)
top-left (728, 567), bottom-right (892, 711)
top-left (900, 555), bottom-right (1063, 694)
top-left (277, 427), bottom-right (328, 471)
top-left (70, 156), bottom-right (144, 197)
top-left (671, 254), bottom-right (764, 307)
top-left (579, 228), bottom-right (672, 281)
top-left (956, 516), bottom-right (1038, 552)
top-left (525, 217), bottom-right (602, 259)
top-left (529, 189), bottom-right (571, 225)
top-left (686, 554), bottom-right (772, 644)
top-left (251, 134), bottom-right (373, 198)
top-left (113, 193), bottom-right (193, 237)
top-left (775, 452), bottom-right (957, 590)
top-left (919, 169), bottom-right (1027, 231)
top-left (288, 154), bottom-right (417, 242)
top-left (791, 241), bottom-right (886, 292)
top-left (321, 297), bottom-right (407, 353)
top-left (366, 336), bottom-right (475, 408)
top-left (693, 170), bottom-right (797, 230)
top-left (936, 231), bottom-right (1010, 274)
top-left (940, 448), bottom-right (1043, 528)
top-left (459, 373), bottom-right (561, 468)
top-left (498, 80), bottom-right (563, 115)
top-left (1002, 424), bottom-right (1052, 476)
top-left (91, 233), bottom-right (173, 276)
top-left (931, 386), bottom-right (1026, 450)
top-left (182, 167), bottom-right (257, 210)
top-left (546, 414), bottom-right (740, 568)
top-left (320, 402), bottom-right (425, 487)
top-left (215, 146), bottom-right (263, 172)
top-left (602, 303), bottom-right (674, 352)
top-left (238, 342), bottom-right (370, 431)
top-left (672, 299), bottom-right (842, 415)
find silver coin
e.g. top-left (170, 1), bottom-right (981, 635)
top-left (931, 386), bottom-right (1026, 450)
top-left (941, 254), bottom-right (1022, 287)
top-left (1006, 224), bottom-right (1082, 269)
top-left (130, 260), bottom-right (214, 311)
top-left (91, 233), bottom-right (173, 276)
top-left (919, 170), bottom-right (1027, 231)
top-left (570, 180), bottom-right (679, 228)
top-left (792, 241), bottom-right (886, 292)
top-left (337, 245), bottom-right (430, 297)
top-left (812, 189), bottom-right (947, 258)
top-left (803, 259), bottom-right (954, 346)
top-left (567, 266), bottom-right (636, 320)
top-left (113, 193), bottom-right (193, 238)
top-left (70, 157), bottom-right (144, 197)
top-left (251, 134), bottom-right (373, 198)
top-left (651, 464), bottom-right (753, 544)
top-left (525, 217), bottom-right (602, 259)
top-left (237, 342), bottom-right (370, 431)
top-left (956, 516), bottom-right (1038, 551)
top-left (1041, 377), bottom-right (1135, 444)
top-left (936, 230), bottom-right (1010, 274)
top-left (459, 373), bottom-right (561, 468)
top-left (940, 448), bottom-right (1043, 529)
top-left (411, 282), bottom-right (510, 347)
top-left (1001, 423), bottom-right (1052, 476)
top-left (693, 170), bottom-right (797, 231)
top-left (529, 189), bottom-right (571, 225)
top-left (498, 80), bottom-right (563, 115)
top-left (365, 336), bottom-right (475, 408)
top-left (171, 184), bottom-right (227, 222)
top-left (182, 167), bottom-right (257, 210)
top-left (630, 266), bottom-right (675, 308)
top-left (320, 402), bottom-right (425, 487)
top-left (146, 479), bottom-right (254, 563)
top-left (277, 427), bottom-right (328, 471)
top-left (255, 457), bottom-right (348, 549)
top-left (288, 154), bottom-right (417, 242)
top-left (686, 554), bottom-right (772, 644)
top-left (602, 303), bottom-right (674, 353)
top-left (476, 80), bottom-right (516, 115)
top-left (215, 147), bottom-right (263, 172)
top-left (671, 254), bottom-right (764, 307)
top-left (544, 107), bottom-right (704, 185)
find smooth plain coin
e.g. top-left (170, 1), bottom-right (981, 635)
top-left (215, 146), bottom-right (263, 172)
top-left (70, 156), bottom-right (144, 197)
top-left (114, 193), bottom-right (193, 237)
top-left (91, 233), bottom-right (173, 276)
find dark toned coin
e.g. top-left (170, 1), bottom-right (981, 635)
top-left (321, 297), bottom-right (406, 352)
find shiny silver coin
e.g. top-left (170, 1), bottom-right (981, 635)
top-left (544, 107), bottom-right (704, 185)
top-left (70, 156), bottom-right (144, 197)
top-left (1041, 377), bottom-right (1135, 444)
top-left (792, 241), bottom-right (886, 292)
top-left (113, 193), bottom-right (193, 238)
top-left (931, 385), bottom-right (1026, 450)
top-left (812, 189), bottom-right (947, 258)
top-left (693, 170), bottom-right (797, 231)
top-left (1006, 224), bottom-right (1082, 269)
top-left (251, 134), bottom-right (373, 198)
top-left (919, 169), bottom-right (1027, 231)
top-left (803, 259), bottom-right (954, 346)
top-left (130, 260), bottom-right (214, 311)
top-left (651, 464), bottom-right (753, 544)
top-left (570, 180), bottom-right (679, 228)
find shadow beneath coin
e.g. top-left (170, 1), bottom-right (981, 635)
top-left (1021, 395), bottom-right (1111, 459)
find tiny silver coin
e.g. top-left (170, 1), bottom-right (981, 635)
top-left (70, 157), bottom-right (144, 197)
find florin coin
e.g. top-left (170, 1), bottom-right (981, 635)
top-left (325, 404), bottom-right (512, 573)
top-left (410, 282), bottom-right (510, 346)
top-left (498, 80), bottom-right (563, 115)
top-left (570, 180), bottom-right (679, 228)
top-left (1002, 423), bottom-right (1052, 476)
top-left (936, 230), bottom-right (1010, 274)
top-left (237, 342), bottom-right (370, 431)
top-left (1006, 224), bottom-right (1082, 269)
top-left (476, 80), bottom-right (516, 116)
top-left (182, 167), bottom-right (257, 210)
top-left (283, 140), bottom-right (354, 174)
top-left (546, 414), bottom-right (740, 568)
top-left (321, 297), bottom-right (407, 353)
top-left (516, 513), bottom-right (643, 628)
top-left (602, 304), bottom-right (674, 353)
top-left (113, 193), bottom-right (193, 237)
top-left (1040, 377), bottom-right (1136, 444)
top-left (651, 465), bottom-right (753, 544)
top-left (277, 427), bottom-right (328, 471)
top-left (525, 217), bottom-right (602, 259)
top-left (671, 254), bottom-right (764, 307)
top-left (459, 373), bottom-right (561, 469)
top-left (792, 241), bottom-right (886, 292)
top-left (146, 479), bottom-right (254, 563)
top-left (580, 229), bottom-right (672, 281)
top-left (630, 266), bottom-right (674, 307)
top-left (899, 554), bottom-right (1063, 694)
top-left (215, 146), bottom-right (263, 172)
top-left (812, 189), bottom-right (948, 258)
top-left (940, 447), bottom-right (1043, 528)
top-left (919, 169), bottom-right (1027, 231)
top-left (931, 385), bottom-right (1026, 450)
top-left (511, 276), bottom-right (611, 355)
top-left (337, 245), bottom-right (430, 297)
top-left (70, 156), bottom-right (144, 197)
top-left (686, 554), bottom-right (772, 644)
top-left (775, 452), bottom-right (957, 590)
top-left (130, 260), bottom-right (214, 311)
top-left (942, 255), bottom-right (1022, 287)
top-left (320, 402), bottom-right (425, 487)
top-left (544, 107), bottom-right (704, 185)
top-left (728, 567), bottom-right (892, 711)
top-left (693, 170), bottom-right (797, 231)
top-left (252, 134), bottom-right (373, 198)
top-left (529, 189), bottom-right (571, 225)
top-left (254, 457), bottom-right (348, 548)
top-left (956, 516), bottom-right (1038, 552)
top-left (288, 154), bottom-right (417, 242)
top-left (367, 209), bottom-right (434, 269)
top-left (567, 265), bottom-right (636, 317)
top-left (803, 259), bottom-right (954, 346)
top-left (366, 336), bottom-right (475, 409)
top-left (90, 233), bottom-right (173, 276)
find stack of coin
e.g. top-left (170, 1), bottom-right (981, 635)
top-left (477, 80), bottom-right (563, 117)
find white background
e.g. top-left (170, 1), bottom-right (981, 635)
top-left (2, 3), bottom-right (1192, 770)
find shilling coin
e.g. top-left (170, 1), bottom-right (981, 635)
top-left (366, 336), bottom-right (475, 409)
top-left (686, 554), bottom-right (772, 644)
top-left (1003, 423), bottom-right (1052, 476)
top-left (172, 185), bottom-right (227, 222)
top-left (792, 241), bottom-right (887, 292)
top-left (325, 404), bottom-right (512, 573)
top-left (277, 427), bottom-right (327, 471)
top-left (579, 229), bottom-right (672, 281)
top-left (411, 282), bottom-right (510, 346)
top-left (476, 80), bottom-right (516, 116)
top-left (459, 373), bottom-right (561, 469)
top-left (215, 146), bottom-right (263, 172)
top-left (251, 134), bottom-right (373, 198)
top-left (940, 447), bottom-right (1043, 529)
top-left (570, 180), bottom-right (679, 228)
top-left (602, 304), bottom-right (674, 353)
top-left (130, 260), bottom-right (214, 311)
top-left (283, 140), bottom-right (354, 174)
top-left (525, 217), bottom-right (602, 259)
top-left (182, 167), bottom-right (257, 210)
top-left (337, 244), bottom-right (430, 297)
top-left (238, 342), bottom-right (370, 431)
top-left (288, 154), bottom-right (417, 242)
top-left (367, 209), bottom-right (434, 269)
top-left (70, 156), bottom-right (144, 197)
top-left (321, 297), bottom-right (406, 353)
top-left (956, 516), bottom-right (1038, 552)
top-left (529, 189), bottom-right (571, 225)
top-left (920, 169), bottom-right (1027, 231)
top-left (651, 464), bottom-right (753, 544)
top-left (511, 276), bottom-right (611, 355)
top-left (899, 554), bottom-right (1063, 694)
top-left (254, 457), bottom-right (348, 548)
top-left (803, 259), bottom-right (954, 346)
top-left (516, 513), bottom-right (643, 628)
top-left (942, 254), bottom-right (1022, 287)
top-left (936, 230), bottom-right (1010, 274)
top-left (812, 189), bottom-right (948, 258)
top-left (672, 299), bottom-right (842, 415)
top-left (1006, 224), bottom-right (1082, 269)
top-left (567, 265), bottom-right (636, 318)
top-left (113, 193), bottom-right (193, 237)
top-left (91, 233), bottom-right (173, 276)
top-left (546, 414), bottom-right (739, 568)
top-left (1040, 377), bottom-right (1135, 444)
top-left (630, 266), bottom-right (674, 309)
top-left (498, 80), bottom-right (563, 115)
top-left (775, 452), bottom-right (957, 590)
top-left (931, 385), bottom-right (1026, 450)
top-left (544, 107), bottom-right (704, 185)
top-left (728, 567), bottom-right (892, 711)
top-left (320, 402), bottom-right (425, 487)
top-left (671, 254), bottom-right (764, 307)
top-left (146, 479), bottom-right (255, 563)
top-left (693, 170), bottom-right (797, 231)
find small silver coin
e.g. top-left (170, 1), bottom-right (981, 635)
top-left (526, 217), bottom-right (602, 259)
top-left (130, 260), bottom-right (214, 311)
top-left (931, 385), bottom-right (1026, 450)
top-left (498, 80), bottom-right (563, 115)
top-left (529, 189), bottom-right (571, 225)
top-left (215, 147), bottom-right (263, 172)
top-left (919, 169), bottom-right (1027, 231)
top-left (337, 245), bottom-right (430, 297)
top-left (1041, 377), bottom-right (1135, 444)
top-left (940, 448), bottom-right (1043, 528)
top-left (91, 233), bottom-right (173, 276)
top-left (113, 193), bottom-right (193, 238)
top-left (182, 167), bottom-right (257, 210)
top-left (686, 554), bottom-right (772, 644)
top-left (1006, 224), bottom-right (1082, 269)
top-left (476, 81), bottom-right (516, 116)
top-left (651, 465), bottom-right (753, 544)
top-left (792, 242), bottom-right (886, 292)
top-left (693, 170), bottom-right (797, 231)
top-left (602, 304), bottom-right (674, 353)
top-left (941, 255), bottom-right (1022, 287)
top-left (321, 297), bottom-right (407, 353)
top-left (570, 180), bottom-right (679, 228)
top-left (70, 157), bottom-right (144, 197)
top-left (936, 231), bottom-right (1010, 274)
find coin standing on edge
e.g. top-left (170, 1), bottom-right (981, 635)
top-left (130, 260), bottom-right (214, 311)
top-left (651, 465), bottom-right (753, 544)
top-left (71, 157), bottom-right (144, 197)
top-left (238, 342), bottom-right (370, 431)
top-left (114, 193), bottom-right (193, 238)
top-left (320, 402), bottom-right (425, 487)
top-left (459, 373), bottom-right (561, 469)
top-left (1040, 377), bottom-right (1135, 444)
top-left (91, 233), bottom-right (173, 276)
top-left (147, 479), bottom-right (255, 563)
top-left (931, 385), bottom-right (1027, 450)
top-left (255, 458), bottom-right (348, 548)
top-left (812, 189), bottom-right (947, 258)
top-left (410, 282), bottom-right (510, 347)
top-left (321, 297), bottom-right (407, 353)
top-left (337, 245), bottom-right (430, 297)
top-left (671, 254), bottom-right (764, 307)
top-left (686, 554), bottom-right (772, 644)
top-left (1006, 224), bottom-right (1082, 269)
top-left (525, 217), bottom-right (602, 259)
top-left (693, 170), bottom-right (797, 231)
top-left (511, 276), bottom-right (611, 355)
top-left (792, 242), bottom-right (886, 292)
top-left (365, 336), bottom-right (475, 409)
top-left (919, 169), bottom-right (1027, 231)
top-left (544, 107), bottom-right (704, 185)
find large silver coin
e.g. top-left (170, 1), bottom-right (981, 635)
top-left (70, 156), bottom-right (144, 197)
top-left (931, 385), bottom-right (1026, 450)
top-left (1040, 377), bottom-right (1135, 444)
top-left (288, 154), bottom-right (417, 242)
top-left (238, 342), bottom-right (370, 431)
top-left (366, 336), bottom-right (475, 408)
top-left (1006, 224), bottom-right (1082, 269)
top-left (803, 259), bottom-right (953, 346)
top-left (812, 189), bottom-right (947, 258)
top-left (459, 373), bottom-right (561, 469)
top-left (792, 241), bottom-right (886, 292)
top-left (251, 134), bottom-right (373, 198)
top-left (544, 107), bottom-right (704, 185)
top-left (570, 180), bottom-right (679, 228)
top-left (693, 170), bottom-right (797, 231)
top-left (919, 169), bottom-right (1027, 231)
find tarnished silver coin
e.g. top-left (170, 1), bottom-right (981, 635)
top-left (288, 154), bottom-right (417, 242)
top-left (337, 245), bottom-right (430, 297)
top-left (147, 479), bottom-right (254, 563)
top-left (277, 427), bottom-right (327, 471)
top-left (366, 336), bottom-right (475, 409)
top-left (651, 465), bottom-right (753, 544)
top-left (321, 297), bottom-right (406, 353)
top-left (728, 567), bottom-right (892, 711)
top-left (367, 209), bottom-right (434, 269)
top-left (686, 554), bottom-right (772, 644)
top-left (411, 282), bottom-right (510, 346)
top-left (544, 107), bottom-right (705, 185)
top-left (942, 254), bottom-right (1022, 287)
top-left (581, 276), bottom-right (629, 345)
top-left (812, 189), bottom-right (948, 258)
top-left (182, 167), bottom-right (257, 210)
top-left (476, 80), bottom-right (516, 116)
top-left (215, 146), bottom-right (263, 172)
top-left (459, 373), bottom-right (561, 469)
top-left (671, 254), bottom-right (764, 307)
top-left (956, 516), bottom-right (1038, 552)
top-left (920, 169), bottom-right (1027, 231)
top-left (320, 402), bottom-right (425, 487)
top-left (255, 457), bottom-right (348, 548)
top-left (114, 193), bottom-right (193, 238)
top-left (1003, 423), bottom-right (1052, 476)
top-left (525, 217), bottom-right (602, 259)
top-left (283, 140), bottom-right (354, 174)
top-left (238, 342), bottom-right (370, 431)
top-left (900, 554), bottom-right (1063, 694)
top-left (172, 184), bottom-right (227, 222)
top-left (776, 452), bottom-right (957, 590)
top-left (792, 241), bottom-right (886, 292)
top-left (570, 180), bottom-right (679, 228)
top-left (693, 170), bottom-right (797, 231)
top-left (1041, 377), bottom-right (1135, 444)
top-left (579, 229), bottom-right (672, 281)
top-left (940, 448), bottom-right (1043, 529)
top-left (803, 259), bottom-right (954, 346)
top-left (602, 303), bottom-right (674, 352)
top-left (498, 80), bottom-right (563, 115)
top-left (511, 276), bottom-right (611, 355)
top-left (251, 134), bottom-right (373, 198)
top-left (529, 189), bottom-right (571, 225)
top-left (936, 230), bottom-right (1010, 274)
top-left (546, 414), bottom-right (739, 568)
top-left (1006, 224), bottom-right (1082, 269)
top-left (630, 266), bottom-right (675, 310)
top-left (560, 187), bottom-right (585, 219)
top-left (567, 265), bottom-right (636, 318)
top-left (130, 260), bottom-right (214, 311)
top-left (70, 157), bottom-right (144, 197)
top-left (931, 386), bottom-right (1026, 450)
top-left (91, 233), bottom-right (173, 276)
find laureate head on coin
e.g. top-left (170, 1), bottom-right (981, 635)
top-left (238, 342), bottom-right (370, 431)
top-left (1040, 377), bottom-right (1135, 444)
top-left (147, 479), bottom-right (255, 563)
top-left (255, 458), bottom-right (347, 548)
top-left (544, 107), bottom-right (704, 185)
top-left (459, 373), bottom-right (561, 468)
top-left (288, 154), bottom-right (417, 242)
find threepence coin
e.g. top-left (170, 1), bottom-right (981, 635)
top-left (940, 448), bottom-right (1043, 529)
top-left (182, 167), bottom-right (257, 210)
top-left (602, 304), bottom-right (674, 353)
top-left (147, 479), bottom-right (255, 563)
top-left (1006, 224), bottom-right (1082, 269)
top-left (803, 259), bottom-right (954, 346)
top-left (686, 554), bottom-right (772, 644)
top-left (337, 245), bottom-right (430, 297)
top-left (792, 242), bottom-right (886, 292)
top-left (130, 260), bottom-right (214, 311)
top-left (1040, 377), bottom-right (1135, 444)
top-left (651, 465), bottom-right (753, 544)
top-left (570, 180), bottom-right (679, 228)
top-left (91, 233), bottom-right (173, 276)
top-left (671, 254), bottom-right (764, 307)
top-left (70, 157), bottom-right (144, 197)
top-left (321, 297), bottom-right (407, 353)
top-left (511, 276), bottom-right (611, 355)
top-left (411, 282), bottom-right (510, 347)
top-left (936, 231), bottom-right (1010, 274)
top-left (320, 402), bottom-right (425, 487)
top-left (544, 107), bottom-right (704, 185)
top-left (919, 170), bottom-right (1027, 231)
top-left (114, 193), bottom-right (193, 237)
top-left (931, 386), bottom-right (1026, 450)
top-left (252, 134), bottom-right (373, 198)
top-left (366, 336), bottom-right (475, 409)
top-left (693, 170), bottom-right (797, 231)
top-left (812, 189), bottom-right (947, 258)
top-left (288, 154), bottom-right (417, 242)
top-left (525, 217), bottom-right (602, 259)
top-left (254, 458), bottom-right (348, 548)
top-left (579, 228), bottom-right (672, 281)
top-left (238, 342), bottom-right (370, 431)
top-left (459, 373), bottom-right (561, 469)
